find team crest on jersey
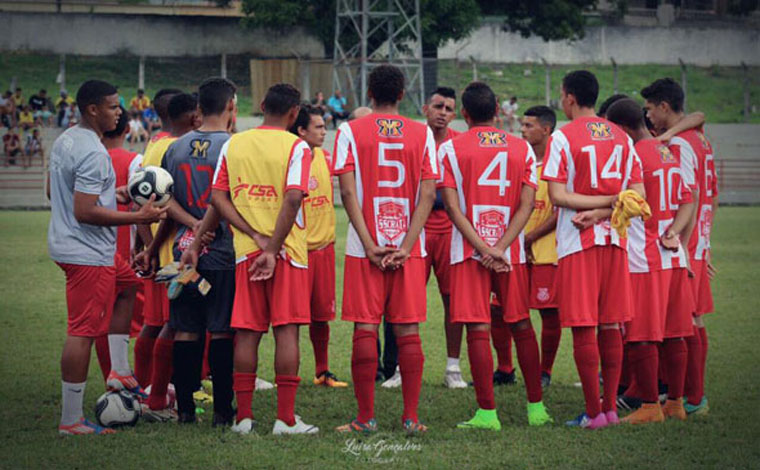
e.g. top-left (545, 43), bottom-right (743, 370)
top-left (658, 145), bottom-right (676, 163)
top-left (377, 201), bottom-right (408, 242)
top-left (376, 118), bottom-right (404, 138)
top-left (697, 132), bottom-right (710, 150)
top-left (536, 288), bottom-right (550, 303)
top-left (190, 139), bottom-right (211, 158)
top-left (586, 122), bottom-right (614, 141)
top-left (308, 176), bottom-right (319, 191)
top-left (476, 210), bottom-right (506, 246)
top-left (477, 131), bottom-right (507, 147)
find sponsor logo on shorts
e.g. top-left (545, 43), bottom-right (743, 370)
top-left (586, 122), bottom-right (614, 141)
top-left (477, 131), bottom-right (507, 147)
top-left (476, 209), bottom-right (505, 246)
top-left (376, 118), bottom-right (404, 138)
top-left (377, 201), bottom-right (408, 242)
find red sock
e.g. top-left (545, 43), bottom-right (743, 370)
top-left (397, 334), bottom-right (424, 423)
top-left (233, 372), bottom-right (256, 422)
top-left (310, 323), bottom-right (330, 377)
top-left (663, 338), bottom-right (687, 400)
top-left (698, 326), bottom-right (708, 392)
top-left (147, 337), bottom-right (173, 410)
top-left (467, 330), bottom-right (495, 409)
top-left (572, 327), bottom-right (601, 418)
top-left (491, 314), bottom-right (514, 373)
top-left (598, 328), bottom-right (623, 412)
top-left (657, 343), bottom-right (668, 387)
top-left (94, 335), bottom-right (111, 381)
top-left (351, 329), bottom-right (378, 423)
top-left (540, 311), bottom-right (561, 375)
top-left (134, 335), bottom-right (155, 387)
top-left (275, 375), bottom-right (300, 426)
top-left (628, 343), bottom-right (658, 403)
top-left (685, 326), bottom-right (703, 405)
top-left (512, 326), bottom-right (542, 403)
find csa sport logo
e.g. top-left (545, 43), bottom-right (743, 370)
top-left (587, 122), bottom-right (614, 141)
top-left (376, 118), bottom-right (404, 138)
top-left (477, 131), bottom-right (507, 147)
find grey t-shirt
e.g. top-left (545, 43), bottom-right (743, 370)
top-left (48, 125), bottom-right (117, 266)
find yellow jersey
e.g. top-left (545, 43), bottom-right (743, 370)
top-left (212, 126), bottom-right (312, 267)
top-left (524, 163), bottom-right (558, 265)
top-left (305, 147), bottom-right (336, 250)
top-left (141, 135), bottom-right (177, 267)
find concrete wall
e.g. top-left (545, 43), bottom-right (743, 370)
top-left (439, 23), bottom-right (760, 66)
top-left (0, 12), bottom-right (325, 58)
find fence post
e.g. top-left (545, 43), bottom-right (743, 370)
top-left (541, 58), bottom-right (551, 107)
top-left (470, 56), bottom-right (478, 82)
top-left (742, 62), bottom-right (750, 123)
top-left (679, 58), bottom-right (687, 112)
top-left (221, 53), bottom-right (227, 79)
top-left (611, 56), bottom-right (618, 94)
top-left (138, 56), bottom-right (145, 90)
top-left (58, 55), bottom-right (66, 93)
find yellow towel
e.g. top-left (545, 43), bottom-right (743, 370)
top-left (611, 190), bottom-right (651, 238)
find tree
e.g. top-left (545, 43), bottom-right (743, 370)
top-left (477, 0), bottom-right (599, 41)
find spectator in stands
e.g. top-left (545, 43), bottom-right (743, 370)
top-left (61, 102), bottom-right (79, 128)
top-left (12, 88), bottom-right (24, 110)
top-left (55, 91), bottom-right (74, 127)
top-left (28, 89), bottom-right (48, 113)
top-left (130, 89), bottom-right (151, 113)
top-left (500, 95), bottom-right (519, 133)
top-left (36, 104), bottom-right (54, 127)
top-left (3, 125), bottom-right (21, 166)
top-left (327, 89), bottom-right (350, 129)
top-left (0, 91), bottom-right (15, 128)
top-left (311, 91), bottom-right (333, 127)
top-left (24, 128), bottom-right (43, 168)
top-left (18, 105), bottom-right (35, 132)
top-left (128, 111), bottom-right (149, 150)
top-left (142, 105), bottom-right (161, 133)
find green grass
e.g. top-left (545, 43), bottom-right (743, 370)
top-left (1, 207), bottom-right (759, 469)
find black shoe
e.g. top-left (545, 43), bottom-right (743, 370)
top-left (541, 371), bottom-right (552, 389)
top-left (178, 411), bottom-right (197, 424)
top-left (616, 394), bottom-right (642, 411)
top-left (212, 410), bottom-right (235, 428)
top-left (493, 369), bottom-right (516, 386)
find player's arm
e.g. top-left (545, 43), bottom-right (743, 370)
top-left (73, 192), bottom-right (166, 226)
top-left (495, 185), bottom-right (536, 254)
top-left (179, 204), bottom-right (221, 269)
top-left (547, 182), bottom-right (617, 210)
top-left (525, 211), bottom-right (557, 245)
top-left (210, 189), bottom-right (260, 242)
top-left (248, 188), bottom-right (304, 281)
top-left (384, 178), bottom-right (436, 268)
top-left (661, 200), bottom-right (695, 251)
top-left (657, 112), bottom-right (706, 143)
top-left (166, 198), bottom-right (199, 229)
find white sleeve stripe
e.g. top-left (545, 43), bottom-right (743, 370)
top-left (212, 138), bottom-right (231, 185)
top-left (544, 130), bottom-right (570, 178)
top-left (622, 136), bottom-right (639, 189)
top-left (525, 144), bottom-right (538, 185)
top-left (287, 140), bottom-right (309, 187)
top-left (425, 126), bottom-right (438, 175)
top-left (333, 122), bottom-right (354, 171)
top-left (670, 137), bottom-right (697, 186)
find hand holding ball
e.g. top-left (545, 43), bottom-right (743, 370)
top-left (128, 166), bottom-right (174, 207)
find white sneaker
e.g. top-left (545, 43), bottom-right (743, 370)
top-left (443, 365), bottom-right (468, 389)
top-left (381, 367), bottom-right (402, 388)
top-left (231, 418), bottom-right (256, 435)
top-left (256, 377), bottom-right (274, 390)
top-left (272, 416), bottom-right (319, 435)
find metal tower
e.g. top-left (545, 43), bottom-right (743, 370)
top-left (332, 0), bottom-right (425, 112)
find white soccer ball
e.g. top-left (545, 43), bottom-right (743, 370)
top-left (128, 166), bottom-right (174, 207)
top-left (94, 390), bottom-right (140, 427)
top-left (144, 383), bottom-right (177, 410)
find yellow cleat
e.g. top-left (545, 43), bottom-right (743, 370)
top-left (621, 403), bottom-right (665, 424)
top-left (313, 371), bottom-right (349, 388)
top-left (662, 399), bottom-right (687, 421)
top-left (193, 390), bottom-right (213, 404)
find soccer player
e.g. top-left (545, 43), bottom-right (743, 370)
top-left (288, 104), bottom-right (347, 388)
top-left (50, 80), bottom-right (165, 435)
top-left (641, 78), bottom-right (718, 415)
top-left (439, 82), bottom-right (552, 430)
top-left (606, 98), bottom-right (696, 423)
top-left (333, 65), bottom-right (436, 433)
top-left (209, 83), bottom-right (318, 435)
top-left (542, 70), bottom-right (644, 429)
top-left (520, 105), bottom-right (562, 388)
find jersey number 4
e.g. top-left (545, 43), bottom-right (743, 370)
top-left (478, 151), bottom-right (511, 196)
top-left (582, 144), bottom-right (623, 188)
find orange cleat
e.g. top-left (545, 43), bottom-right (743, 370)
top-left (662, 399), bottom-right (687, 421)
top-left (313, 371), bottom-right (348, 388)
top-left (621, 403), bottom-right (665, 424)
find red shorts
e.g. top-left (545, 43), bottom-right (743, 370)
top-left (665, 268), bottom-right (696, 338)
top-left (450, 259), bottom-right (530, 324)
top-left (308, 244), bottom-right (336, 322)
top-left (556, 245), bottom-right (632, 328)
top-left (231, 256), bottom-right (310, 332)
top-left (114, 254), bottom-right (141, 293)
top-left (143, 279), bottom-right (169, 327)
top-left (341, 256), bottom-right (427, 324)
top-left (690, 259), bottom-right (714, 316)
top-left (57, 263), bottom-right (114, 337)
top-left (626, 270), bottom-right (671, 342)
top-left (529, 264), bottom-right (558, 309)
top-left (425, 231), bottom-right (452, 296)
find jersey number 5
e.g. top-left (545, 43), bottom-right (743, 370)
top-left (378, 142), bottom-right (405, 188)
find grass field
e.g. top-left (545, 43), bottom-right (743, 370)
top-left (1, 207), bottom-right (759, 469)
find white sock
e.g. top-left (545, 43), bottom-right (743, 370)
top-left (61, 381), bottom-right (86, 426)
top-left (108, 334), bottom-right (131, 376)
top-left (446, 357), bottom-right (460, 369)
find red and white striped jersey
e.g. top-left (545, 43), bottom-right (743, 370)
top-left (669, 127), bottom-right (718, 261)
top-left (438, 126), bottom-right (537, 265)
top-left (332, 113), bottom-right (438, 258)
top-left (627, 139), bottom-right (692, 273)
top-left (542, 117), bottom-right (643, 259)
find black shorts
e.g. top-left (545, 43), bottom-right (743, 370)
top-left (169, 269), bottom-right (235, 334)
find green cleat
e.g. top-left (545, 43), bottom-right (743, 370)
top-left (684, 396), bottom-right (709, 415)
top-left (457, 408), bottom-right (502, 431)
top-left (527, 401), bottom-right (553, 426)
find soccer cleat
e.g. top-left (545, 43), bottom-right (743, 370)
top-left (684, 396), bottom-right (709, 415)
top-left (178, 411), bottom-right (197, 424)
top-left (141, 403), bottom-right (178, 423)
top-left (212, 410), bottom-right (236, 428)
top-left (456, 408), bottom-right (501, 431)
top-left (621, 403), bottom-right (664, 424)
top-left (313, 371), bottom-right (348, 388)
top-left (59, 418), bottom-right (116, 436)
top-left (255, 377), bottom-right (275, 391)
top-left (230, 418), bottom-right (257, 435)
top-left (193, 389), bottom-right (213, 404)
top-left (381, 367), bottom-right (402, 388)
top-left (541, 372), bottom-right (552, 389)
top-left (335, 418), bottom-right (378, 433)
top-left (661, 399), bottom-right (687, 421)
top-left (493, 369), bottom-right (516, 386)
top-left (443, 365), bottom-right (468, 389)
top-left (527, 401), bottom-right (553, 426)
top-left (565, 412), bottom-right (608, 430)
top-left (402, 419), bottom-right (428, 434)
top-left (616, 394), bottom-right (642, 411)
top-left (605, 411), bottom-right (620, 426)
top-left (106, 371), bottom-right (148, 400)
top-left (201, 379), bottom-right (213, 394)
top-left (272, 416), bottom-right (319, 435)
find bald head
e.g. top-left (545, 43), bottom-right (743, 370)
top-left (350, 106), bottom-right (372, 120)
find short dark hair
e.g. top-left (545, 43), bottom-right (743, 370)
top-left (168, 93), bottom-right (197, 121)
top-left (289, 103), bottom-right (323, 136)
top-left (369, 65), bottom-right (405, 106)
top-left (137, 88), bottom-right (144, 94)
top-left (606, 98), bottom-right (646, 131)
top-left (103, 106), bottom-right (129, 138)
top-left (76, 80), bottom-right (118, 114)
top-left (153, 88), bottom-right (183, 122)
top-left (523, 105), bottom-right (557, 132)
top-left (641, 78), bottom-right (684, 113)
top-left (562, 70), bottom-right (599, 108)
top-left (429, 86), bottom-right (456, 101)
top-left (40, 89), bottom-right (47, 94)
top-left (461, 81), bottom-right (497, 123)
top-left (598, 94), bottom-right (629, 118)
top-left (198, 77), bottom-right (237, 116)
top-left (262, 83), bottom-right (301, 116)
